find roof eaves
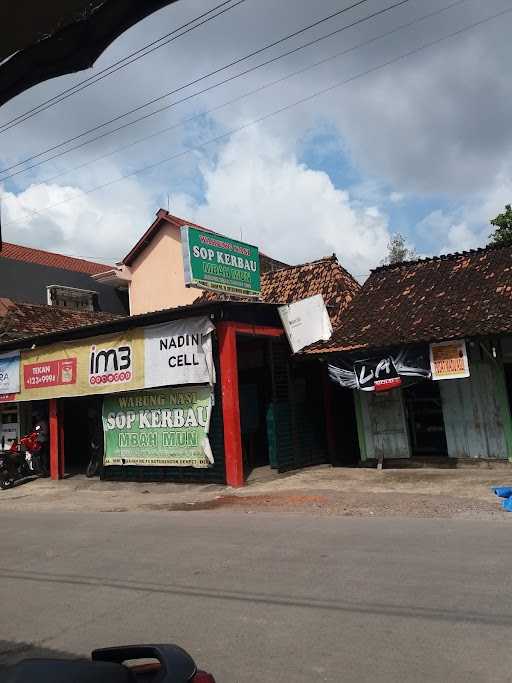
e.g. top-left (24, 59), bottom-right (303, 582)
top-left (1, 241), bottom-right (111, 274)
top-left (0, 300), bottom-right (280, 352)
top-left (121, 210), bottom-right (166, 266)
top-left (121, 209), bottom-right (287, 268)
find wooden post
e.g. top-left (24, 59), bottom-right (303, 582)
top-left (217, 321), bottom-right (244, 487)
top-left (49, 398), bottom-right (59, 480)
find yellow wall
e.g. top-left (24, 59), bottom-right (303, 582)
top-left (128, 222), bottom-right (202, 315)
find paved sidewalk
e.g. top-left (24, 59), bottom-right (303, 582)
top-left (0, 466), bottom-right (510, 518)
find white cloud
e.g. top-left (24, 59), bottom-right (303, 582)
top-left (1, 176), bottom-right (156, 263)
top-left (2, 0), bottom-right (512, 273)
top-left (415, 170), bottom-right (512, 255)
top-left (172, 126), bottom-right (391, 280)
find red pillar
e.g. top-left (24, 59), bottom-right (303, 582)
top-left (58, 400), bottom-right (65, 478)
top-left (217, 321), bottom-right (244, 487)
top-left (323, 366), bottom-right (337, 465)
top-left (49, 398), bottom-right (62, 480)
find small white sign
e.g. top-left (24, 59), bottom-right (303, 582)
top-left (279, 294), bottom-right (333, 354)
top-left (0, 351), bottom-right (20, 394)
top-left (430, 339), bottom-right (470, 381)
top-left (0, 422), bottom-right (18, 450)
top-left (144, 316), bottom-right (215, 388)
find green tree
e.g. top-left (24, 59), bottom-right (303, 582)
top-left (489, 204), bottom-right (512, 246)
top-left (383, 232), bottom-right (416, 264)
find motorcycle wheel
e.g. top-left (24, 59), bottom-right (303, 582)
top-left (86, 459), bottom-right (99, 478)
top-left (0, 476), bottom-right (14, 490)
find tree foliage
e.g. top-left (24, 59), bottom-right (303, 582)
top-left (488, 204), bottom-right (512, 247)
top-left (383, 232), bottom-right (416, 264)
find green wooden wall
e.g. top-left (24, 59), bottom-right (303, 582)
top-left (357, 389), bottom-right (410, 461)
top-left (440, 359), bottom-right (512, 460)
top-left (353, 355), bottom-right (512, 462)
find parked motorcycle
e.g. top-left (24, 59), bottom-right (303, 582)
top-left (86, 406), bottom-right (104, 477)
top-left (3, 643), bottom-right (216, 682)
top-left (86, 441), bottom-right (102, 477)
top-left (0, 427), bottom-right (43, 489)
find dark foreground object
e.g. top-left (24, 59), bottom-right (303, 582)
top-left (3, 644), bottom-right (215, 682)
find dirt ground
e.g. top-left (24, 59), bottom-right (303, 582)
top-left (1, 465), bottom-right (511, 518)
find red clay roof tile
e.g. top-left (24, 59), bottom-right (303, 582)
top-left (0, 299), bottom-right (122, 343)
top-left (310, 244), bottom-right (512, 353)
top-left (0, 242), bottom-right (111, 275)
top-left (196, 255), bottom-right (360, 324)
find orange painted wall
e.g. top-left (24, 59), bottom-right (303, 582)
top-left (128, 222), bottom-right (202, 315)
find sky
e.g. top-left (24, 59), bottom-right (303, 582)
top-left (1, 0), bottom-right (512, 281)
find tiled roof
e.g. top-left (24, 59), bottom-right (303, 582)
top-left (0, 298), bottom-right (122, 343)
top-left (0, 242), bottom-right (111, 275)
top-left (122, 210), bottom-right (287, 272)
top-left (196, 255), bottom-right (360, 323)
top-left (309, 244), bottom-right (512, 354)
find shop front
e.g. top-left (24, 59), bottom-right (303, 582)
top-left (327, 337), bottom-right (512, 463)
top-left (0, 302), bottom-right (332, 486)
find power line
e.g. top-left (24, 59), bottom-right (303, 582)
top-left (0, 0), bottom-right (410, 182)
top-left (0, 0), bottom-right (375, 175)
top-left (4, 0), bottom-right (471, 189)
top-left (0, 0), bottom-right (248, 134)
top-left (3, 4), bottom-right (508, 230)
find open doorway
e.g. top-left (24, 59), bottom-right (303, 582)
top-left (237, 336), bottom-right (272, 478)
top-left (403, 381), bottom-right (447, 456)
top-left (504, 364), bottom-right (512, 417)
top-left (63, 396), bottom-right (103, 475)
top-left (330, 384), bottom-right (360, 466)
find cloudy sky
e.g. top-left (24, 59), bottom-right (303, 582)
top-left (1, 0), bottom-right (511, 280)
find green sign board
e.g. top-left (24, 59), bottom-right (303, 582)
top-left (181, 225), bottom-right (260, 297)
top-left (102, 386), bottom-right (213, 468)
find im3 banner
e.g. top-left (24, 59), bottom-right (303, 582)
top-left (0, 316), bottom-right (215, 403)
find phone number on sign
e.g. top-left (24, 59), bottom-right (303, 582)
top-left (26, 374), bottom-right (58, 386)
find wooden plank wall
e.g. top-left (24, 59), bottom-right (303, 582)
top-left (440, 359), bottom-right (512, 459)
top-left (358, 389), bottom-right (411, 460)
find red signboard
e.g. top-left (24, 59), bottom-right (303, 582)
top-left (0, 393), bottom-right (16, 403)
top-left (23, 358), bottom-right (77, 389)
top-left (374, 376), bottom-right (402, 392)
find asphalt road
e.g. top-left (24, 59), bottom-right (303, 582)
top-left (1, 511), bottom-right (511, 682)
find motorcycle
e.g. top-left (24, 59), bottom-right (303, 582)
top-left (86, 440), bottom-right (102, 477)
top-left (0, 427), bottom-right (43, 489)
top-left (3, 643), bottom-right (216, 682)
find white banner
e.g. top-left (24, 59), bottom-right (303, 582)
top-left (279, 294), bottom-right (333, 354)
top-left (0, 351), bottom-right (20, 394)
top-left (144, 316), bottom-right (215, 388)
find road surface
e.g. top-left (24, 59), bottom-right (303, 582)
top-left (1, 511), bottom-right (511, 681)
